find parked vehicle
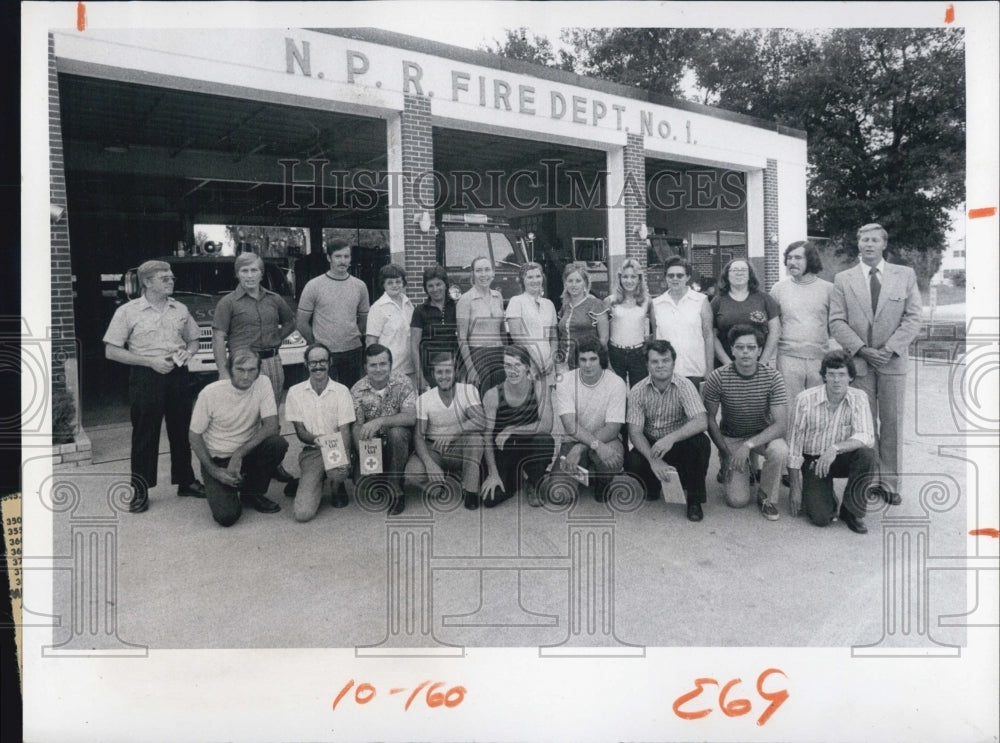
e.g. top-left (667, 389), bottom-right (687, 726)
top-left (646, 234), bottom-right (688, 296)
top-left (571, 236), bottom-right (610, 299)
top-left (119, 255), bottom-right (307, 377)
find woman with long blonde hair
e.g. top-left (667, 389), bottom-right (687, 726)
top-left (604, 258), bottom-right (651, 386)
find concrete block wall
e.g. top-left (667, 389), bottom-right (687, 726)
top-left (401, 94), bottom-right (436, 303)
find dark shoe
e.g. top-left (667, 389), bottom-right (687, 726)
top-left (128, 488), bottom-right (149, 513)
top-left (875, 486), bottom-right (902, 506)
top-left (177, 480), bottom-right (206, 498)
top-left (781, 473), bottom-right (790, 488)
top-left (716, 470), bottom-right (725, 484)
top-left (283, 479), bottom-right (299, 497)
top-left (273, 465), bottom-right (295, 483)
top-left (464, 492), bottom-right (480, 510)
top-left (686, 502), bottom-right (703, 522)
top-left (388, 496), bottom-right (406, 516)
top-left (331, 484), bottom-right (348, 508)
top-left (244, 492), bottom-right (281, 514)
top-left (841, 510), bottom-right (868, 534)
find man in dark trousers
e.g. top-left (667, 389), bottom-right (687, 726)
top-left (103, 260), bottom-right (205, 512)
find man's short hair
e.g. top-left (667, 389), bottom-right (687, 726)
top-left (664, 255), bottom-right (692, 276)
top-left (643, 339), bottom-right (677, 362)
top-left (325, 239), bottom-right (352, 258)
top-left (377, 263), bottom-right (407, 290)
top-left (364, 343), bottom-right (393, 366)
top-left (820, 349), bottom-right (857, 380)
top-left (137, 260), bottom-right (171, 287)
top-left (304, 342), bottom-right (332, 363)
top-left (234, 251), bottom-right (263, 274)
top-left (502, 344), bottom-right (533, 369)
top-left (422, 264), bottom-right (449, 291)
top-left (227, 349), bottom-right (261, 375)
top-left (727, 323), bottom-right (764, 349)
top-left (857, 223), bottom-right (888, 242)
top-left (783, 240), bottom-right (824, 275)
top-left (428, 351), bottom-right (456, 368)
top-left (574, 337), bottom-right (608, 369)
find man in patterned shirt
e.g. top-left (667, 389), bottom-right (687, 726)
top-left (787, 350), bottom-right (877, 534)
top-left (351, 344), bottom-right (417, 515)
top-left (625, 339), bottom-right (710, 522)
top-left (702, 324), bottom-right (789, 522)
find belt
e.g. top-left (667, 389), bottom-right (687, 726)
top-left (609, 342), bottom-right (644, 350)
top-left (256, 348), bottom-right (279, 359)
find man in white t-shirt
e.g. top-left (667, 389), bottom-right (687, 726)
top-left (404, 353), bottom-right (486, 510)
top-left (553, 338), bottom-right (627, 502)
top-left (284, 343), bottom-right (356, 522)
top-left (189, 350), bottom-right (289, 526)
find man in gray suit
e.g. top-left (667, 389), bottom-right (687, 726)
top-left (829, 223), bottom-right (922, 505)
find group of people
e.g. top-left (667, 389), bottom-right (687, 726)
top-left (104, 223), bottom-right (922, 535)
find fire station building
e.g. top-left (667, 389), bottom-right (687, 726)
top-left (47, 27), bottom-right (807, 455)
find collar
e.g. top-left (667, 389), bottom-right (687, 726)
top-left (373, 292), bottom-right (414, 309)
top-left (645, 374), bottom-right (679, 394)
top-left (861, 260), bottom-right (887, 276)
top-left (137, 294), bottom-right (177, 311)
top-left (232, 285), bottom-right (271, 300)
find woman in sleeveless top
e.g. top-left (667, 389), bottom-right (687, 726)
top-left (604, 258), bottom-right (651, 386)
top-left (481, 345), bottom-right (554, 507)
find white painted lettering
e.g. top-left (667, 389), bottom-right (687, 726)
top-left (640, 110), bottom-right (654, 137)
top-left (551, 91), bottom-right (566, 120)
top-left (285, 38), bottom-right (311, 76)
top-left (518, 85), bottom-right (535, 115)
top-left (591, 100), bottom-right (606, 126)
top-left (452, 71), bottom-right (470, 102)
top-left (494, 80), bottom-right (512, 111)
top-left (346, 50), bottom-right (369, 84)
top-left (657, 120), bottom-right (671, 139)
top-left (612, 104), bottom-right (626, 131)
top-left (571, 95), bottom-right (587, 124)
top-left (402, 61), bottom-right (424, 95)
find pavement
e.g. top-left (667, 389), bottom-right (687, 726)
top-left (45, 354), bottom-right (974, 652)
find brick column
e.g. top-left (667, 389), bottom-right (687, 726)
top-left (762, 158), bottom-right (780, 290)
top-left (623, 134), bottom-right (647, 269)
top-left (400, 94), bottom-right (436, 303)
top-left (49, 34), bottom-right (75, 395)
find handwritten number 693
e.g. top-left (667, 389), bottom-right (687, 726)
top-left (672, 668), bottom-right (788, 726)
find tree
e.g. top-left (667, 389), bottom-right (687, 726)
top-left (480, 28), bottom-right (575, 71)
top-left (489, 27), bottom-right (966, 288)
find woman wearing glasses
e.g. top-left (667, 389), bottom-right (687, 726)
top-left (710, 259), bottom-right (780, 368)
top-left (649, 256), bottom-right (714, 389)
top-left (604, 258), bottom-right (651, 387)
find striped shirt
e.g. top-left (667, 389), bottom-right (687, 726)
top-left (787, 385), bottom-right (875, 469)
top-left (626, 374), bottom-right (705, 441)
top-left (702, 363), bottom-right (787, 439)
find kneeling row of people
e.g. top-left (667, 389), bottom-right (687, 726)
top-left (190, 325), bottom-right (879, 535)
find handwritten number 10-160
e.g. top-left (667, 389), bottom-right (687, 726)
top-left (672, 668), bottom-right (789, 726)
top-left (332, 679), bottom-right (466, 712)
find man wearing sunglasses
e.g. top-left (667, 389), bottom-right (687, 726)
top-left (649, 256), bottom-right (714, 390)
top-left (104, 260), bottom-right (205, 513)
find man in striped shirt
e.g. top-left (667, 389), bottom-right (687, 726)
top-left (787, 350), bottom-right (877, 534)
top-left (625, 340), bottom-right (710, 522)
top-left (703, 324), bottom-right (789, 521)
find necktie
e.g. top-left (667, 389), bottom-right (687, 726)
top-left (869, 267), bottom-right (881, 315)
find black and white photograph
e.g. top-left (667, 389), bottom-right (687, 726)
top-left (17, 2), bottom-right (998, 741)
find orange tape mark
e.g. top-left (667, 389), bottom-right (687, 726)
top-left (970, 528), bottom-right (999, 538)
top-left (77, 2), bottom-right (86, 31)
top-left (969, 207), bottom-right (997, 219)
top-left (944, 4), bottom-right (955, 23)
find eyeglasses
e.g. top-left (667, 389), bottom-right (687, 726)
top-left (306, 361), bottom-right (330, 368)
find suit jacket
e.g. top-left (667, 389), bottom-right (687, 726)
top-left (829, 262), bottom-right (922, 376)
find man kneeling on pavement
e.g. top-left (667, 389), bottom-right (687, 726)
top-left (284, 342), bottom-right (355, 521)
top-left (702, 324), bottom-right (789, 522)
top-left (787, 349), bottom-right (878, 534)
top-left (404, 352), bottom-right (486, 511)
top-left (553, 338), bottom-right (626, 502)
top-left (189, 349), bottom-right (288, 526)
top-left (351, 343), bottom-right (417, 515)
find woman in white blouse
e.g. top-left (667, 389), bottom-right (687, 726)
top-left (505, 261), bottom-right (557, 386)
top-left (604, 258), bottom-right (651, 386)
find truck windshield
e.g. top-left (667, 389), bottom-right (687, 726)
top-left (491, 233), bottom-right (518, 265)
top-left (171, 262), bottom-right (290, 295)
top-left (444, 232), bottom-right (489, 269)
